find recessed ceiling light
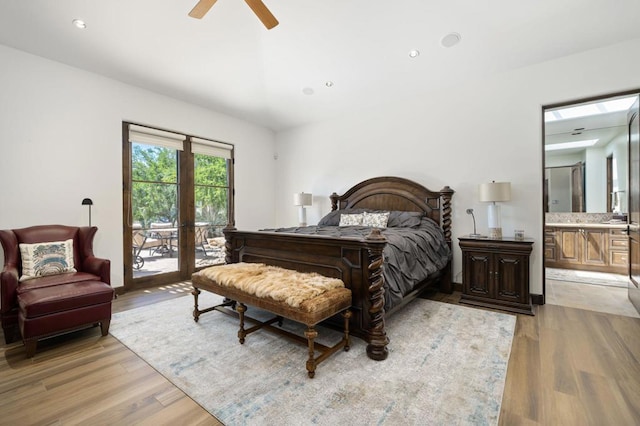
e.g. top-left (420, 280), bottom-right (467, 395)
top-left (440, 32), bottom-right (461, 48)
top-left (72, 19), bottom-right (87, 29)
top-left (302, 87), bottom-right (314, 95)
top-left (325, 81), bottom-right (334, 87)
top-left (409, 49), bottom-right (420, 58)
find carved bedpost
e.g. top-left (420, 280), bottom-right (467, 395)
top-left (439, 186), bottom-right (454, 294)
top-left (222, 223), bottom-right (237, 265)
top-left (330, 192), bottom-right (339, 211)
top-left (439, 186), bottom-right (454, 246)
top-left (364, 228), bottom-right (389, 361)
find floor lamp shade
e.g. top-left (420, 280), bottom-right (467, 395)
top-left (478, 182), bottom-right (511, 239)
top-left (293, 192), bottom-right (312, 226)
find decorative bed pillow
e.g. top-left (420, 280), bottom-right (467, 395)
top-left (387, 211), bottom-right (425, 228)
top-left (318, 209), bottom-right (369, 226)
top-left (362, 211), bottom-right (390, 228)
top-left (320, 209), bottom-right (424, 227)
top-left (19, 239), bottom-right (76, 282)
top-left (339, 213), bottom-right (364, 226)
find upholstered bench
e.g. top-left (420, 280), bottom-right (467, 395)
top-left (191, 263), bottom-right (352, 378)
top-left (18, 280), bottom-right (114, 357)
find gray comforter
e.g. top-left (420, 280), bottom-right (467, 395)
top-left (263, 217), bottom-right (451, 310)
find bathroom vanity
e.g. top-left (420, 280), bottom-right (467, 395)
top-left (544, 222), bottom-right (628, 274)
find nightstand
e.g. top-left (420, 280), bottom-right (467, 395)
top-left (458, 236), bottom-right (534, 315)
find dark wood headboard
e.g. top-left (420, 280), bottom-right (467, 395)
top-left (329, 176), bottom-right (454, 245)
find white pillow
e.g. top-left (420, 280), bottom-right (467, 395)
top-left (362, 211), bottom-right (390, 228)
top-left (19, 239), bottom-right (76, 281)
top-left (339, 213), bottom-right (364, 226)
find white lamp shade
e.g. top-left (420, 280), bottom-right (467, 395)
top-left (293, 192), bottom-right (313, 206)
top-left (478, 182), bottom-right (511, 202)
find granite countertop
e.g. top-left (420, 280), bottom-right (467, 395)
top-left (546, 222), bottom-right (628, 229)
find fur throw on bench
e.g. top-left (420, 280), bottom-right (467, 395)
top-left (198, 263), bottom-right (345, 308)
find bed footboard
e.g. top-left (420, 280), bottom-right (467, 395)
top-left (223, 226), bottom-right (390, 360)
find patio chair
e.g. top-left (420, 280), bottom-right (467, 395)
top-left (194, 223), bottom-right (211, 255)
top-left (132, 229), bottom-right (163, 268)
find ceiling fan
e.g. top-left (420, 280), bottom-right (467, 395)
top-left (189, 0), bottom-right (279, 30)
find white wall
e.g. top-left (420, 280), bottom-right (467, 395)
top-left (0, 44), bottom-right (277, 288)
top-left (274, 37), bottom-right (640, 296)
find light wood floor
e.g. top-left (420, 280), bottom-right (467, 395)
top-left (1, 282), bottom-right (639, 425)
top-left (0, 282), bottom-right (221, 425)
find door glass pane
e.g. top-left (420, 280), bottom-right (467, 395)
top-left (194, 154), bottom-right (228, 268)
top-left (131, 143), bottom-right (179, 277)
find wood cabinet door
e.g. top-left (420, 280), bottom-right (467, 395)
top-left (462, 251), bottom-right (492, 298)
top-left (493, 252), bottom-right (528, 304)
top-left (583, 229), bottom-right (607, 266)
top-left (556, 228), bottom-right (581, 265)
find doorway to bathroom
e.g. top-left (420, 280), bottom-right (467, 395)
top-left (543, 91), bottom-right (640, 318)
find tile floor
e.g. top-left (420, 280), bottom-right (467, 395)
top-left (546, 278), bottom-right (640, 318)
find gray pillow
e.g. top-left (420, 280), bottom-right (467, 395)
top-left (387, 211), bottom-right (425, 228)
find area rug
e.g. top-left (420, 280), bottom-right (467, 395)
top-left (110, 292), bottom-right (516, 425)
top-left (546, 267), bottom-right (629, 288)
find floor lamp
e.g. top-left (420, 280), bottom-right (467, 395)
top-left (293, 192), bottom-right (312, 227)
top-left (82, 198), bottom-right (93, 226)
top-left (478, 182), bottom-right (511, 239)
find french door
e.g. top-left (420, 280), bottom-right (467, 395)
top-left (122, 123), bottom-right (234, 290)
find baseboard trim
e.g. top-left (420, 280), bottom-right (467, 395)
top-left (531, 293), bottom-right (544, 305)
top-left (452, 282), bottom-right (462, 292)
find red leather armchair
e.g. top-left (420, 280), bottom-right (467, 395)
top-left (0, 225), bottom-right (113, 356)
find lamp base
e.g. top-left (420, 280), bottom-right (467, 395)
top-left (488, 227), bottom-right (502, 239)
top-left (468, 233), bottom-right (487, 238)
top-left (298, 206), bottom-right (307, 227)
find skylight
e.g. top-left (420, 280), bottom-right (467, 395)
top-left (544, 139), bottom-right (599, 151)
top-left (545, 95), bottom-right (637, 122)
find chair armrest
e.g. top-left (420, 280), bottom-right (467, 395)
top-left (1, 265), bottom-right (19, 315)
top-left (83, 256), bottom-right (111, 285)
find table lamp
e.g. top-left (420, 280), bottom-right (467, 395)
top-left (478, 181), bottom-right (511, 239)
top-left (293, 192), bottom-right (312, 226)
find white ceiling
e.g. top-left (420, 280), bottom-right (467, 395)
top-left (1, 1), bottom-right (640, 131)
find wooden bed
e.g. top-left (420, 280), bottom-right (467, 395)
top-left (222, 176), bottom-right (454, 360)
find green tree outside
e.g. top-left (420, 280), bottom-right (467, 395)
top-left (132, 143), bottom-right (229, 237)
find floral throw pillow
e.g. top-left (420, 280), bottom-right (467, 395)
top-left (339, 213), bottom-right (364, 226)
top-left (362, 211), bottom-right (390, 228)
top-left (19, 239), bottom-right (76, 281)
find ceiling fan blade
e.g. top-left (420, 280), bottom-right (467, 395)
top-left (189, 0), bottom-right (218, 19)
top-left (244, 0), bottom-right (279, 29)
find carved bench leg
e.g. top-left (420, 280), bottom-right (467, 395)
top-left (237, 303), bottom-right (247, 344)
top-left (304, 326), bottom-right (318, 378)
top-left (343, 310), bottom-right (352, 351)
top-left (192, 287), bottom-right (201, 323)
